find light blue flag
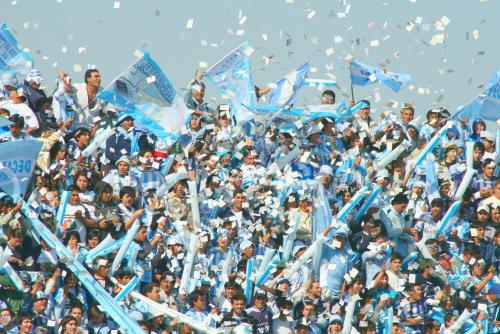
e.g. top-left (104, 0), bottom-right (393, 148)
top-left (268, 62), bottom-right (310, 108)
top-left (350, 60), bottom-right (378, 86)
top-left (0, 140), bottom-right (42, 195)
top-left (312, 183), bottom-right (333, 241)
top-left (350, 60), bottom-right (411, 92)
top-left (452, 68), bottom-right (500, 121)
top-left (206, 41), bottom-right (256, 125)
top-left (425, 155), bottom-right (440, 201)
top-left (0, 167), bottom-right (20, 201)
top-left (98, 50), bottom-right (189, 141)
top-left (0, 23), bottom-right (33, 76)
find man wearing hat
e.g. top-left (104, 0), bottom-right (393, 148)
top-left (319, 225), bottom-right (355, 297)
top-left (103, 155), bottom-right (139, 201)
top-left (23, 69), bottom-right (47, 112)
top-left (0, 114), bottom-right (30, 142)
top-left (326, 314), bottom-right (343, 334)
top-left (0, 71), bottom-right (19, 100)
top-left (246, 292), bottom-right (273, 334)
top-left (215, 104), bottom-right (234, 144)
top-left (479, 130), bottom-right (496, 160)
top-left (27, 291), bottom-right (55, 332)
top-left (104, 114), bottom-right (134, 166)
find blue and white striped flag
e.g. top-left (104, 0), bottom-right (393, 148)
top-left (98, 50), bottom-right (189, 141)
top-left (0, 23), bottom-right (34, 76)
top-left (268, 62), bottom-right (310, 108)
top-left (350, 60), bottom-right (411, 92)
top-left (452, 69), bottom-right (500, 121)
top-left (206, 41), bottom-right (256, 125)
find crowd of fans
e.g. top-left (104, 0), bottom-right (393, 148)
top-left (0, 66), bottom-right (498, 334)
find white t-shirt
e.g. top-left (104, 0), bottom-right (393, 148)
top-left (1, 101), bottom-right (39, 129)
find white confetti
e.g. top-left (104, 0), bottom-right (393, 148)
top-left (61, 46), bottom-right (68, 54)
top-left (310, 67), bottom-right (317, 73)
top-left (134, 49), bottom-right (144, 58)
top-left (307, 10), bottom-right (316, 19)
top-left (147, 76), bottom-right (156, 83)
top-left (325, 47), bottom-right (334, 56)
top-left (440, 16), bottom-right (451, 26)
top-left (239, 16), bottom-right (247, 25)
top-left (334, 36), bottom-right (343, 43)
top-left (244, 46), bottom-right (254, 56)
top-left (236, 29), bottom-right (245, 36)
top-left (370, 39), bottom-right (380, 47)
top-left (186, 19), bottom-right (194, 29)
top-left (199, 61), bottom-right (208, 69)
top-left (472, 29), bottom-right (479, 39)
top-left (113, 1), bottom-right (120, 9)
top-left (415, 17), bottom-right (423, 24)
top-left (73, 64), bottom-right (82, 73)
top-left (78, 47), bottom-right (86, 54)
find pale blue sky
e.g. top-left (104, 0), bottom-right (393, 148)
top-left (2, 0), bottom-right (499, 119)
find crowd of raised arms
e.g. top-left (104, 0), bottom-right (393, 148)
top-left (0, 66), bottom-right (498, 334)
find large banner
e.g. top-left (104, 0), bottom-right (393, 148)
top-left (0, 23), bottom-right (33, 76)
top-left (205, 41), bottom-right (256, 125)
top-left (0, 140), bottom-right (42, 196)
top-left (98, 51), bottom-right (189, 140)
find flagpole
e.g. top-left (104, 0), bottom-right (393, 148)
top-left (349, 60), bottom-right (355, 102)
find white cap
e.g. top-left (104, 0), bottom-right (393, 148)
top-left (480, 131), bottom-right (496, 142)
top-left (319, 165), bottom-right (333, 176)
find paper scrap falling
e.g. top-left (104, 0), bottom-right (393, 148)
top-left (113, 1), bottom-right (120, 9)
top-left (472, 30), bottom-right (479, 39)
top-left (244, 46), bottom-right (254, 57)
top-left (73, 64), bottom-right (82, 73)
top-left (325, 47), bottom-right (334, 56)
top-left (186, 19), bottom-right (194, 29)
top-left (307, 10), bottom-right (316, 19)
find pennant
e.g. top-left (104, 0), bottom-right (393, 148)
top-left (268, 62), bottom-right (310, 108)
top-left (98, 51), bottom-right (189, 140)
top-left (0, 140), bottom-right (42, 195)
top-left (205, 41), bottom-right (256, 125)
